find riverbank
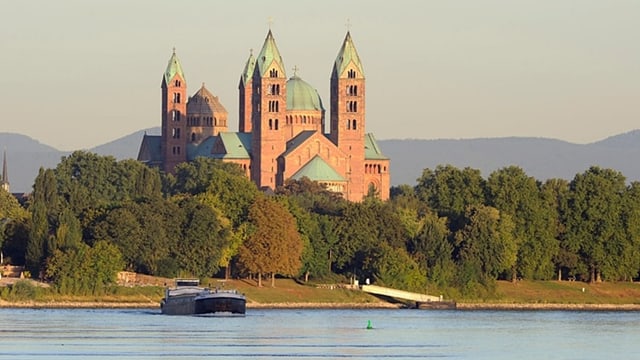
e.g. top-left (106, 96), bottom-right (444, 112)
top-left (3, 300), bottom-right (640, 311)
top-left (2, 278), bottom-right (639, 310)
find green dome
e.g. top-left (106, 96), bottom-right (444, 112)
top-left (286, 75), bottom-right (324, 111)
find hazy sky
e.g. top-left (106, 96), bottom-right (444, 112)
top-left (1, 0), bottom-right (638, 151)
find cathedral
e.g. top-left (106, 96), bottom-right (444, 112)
top-left (138, 29), bottom-right (390, 201)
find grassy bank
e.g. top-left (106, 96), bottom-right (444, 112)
top-left (1, 278), bottom-right (640, 309)
top-left (488, 280), bottom-right (640, 305)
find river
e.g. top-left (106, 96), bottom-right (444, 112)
top-left (0, 308), bottom-right (639, 359)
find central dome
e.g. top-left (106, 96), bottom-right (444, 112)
top-left (286, 75), bottom-right (324, 111)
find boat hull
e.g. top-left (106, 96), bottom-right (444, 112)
top-left (195, 294), bottom-right (246, 315)
top-left (161, 290), bottom-right (246, 316)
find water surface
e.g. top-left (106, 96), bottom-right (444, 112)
top-left (0, 308), bottom-right (638, 359)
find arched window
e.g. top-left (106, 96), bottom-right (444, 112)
top-left (347, 119), bottom-right (351, 130)
top-left (353, 120), bottom-right (357, 130)
top-left (173, 93), bottom-right (181, 103)
top-left (269, 119), bottom-right (273, 130)
top-left (175, 80), bottom-right (181, 87)
top-left (270, 68), bottom-right (278, 78)
top-left (348, 69), bottom-right (356, 78)
top-left (275, 119), bottom-right (279, 130)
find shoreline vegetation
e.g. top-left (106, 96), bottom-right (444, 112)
top-left (1, 278), bottom-right (639, 311)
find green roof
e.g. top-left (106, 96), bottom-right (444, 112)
top-left (218, 132), bottom-right (252, 158)
top-left (240, 51), bottom-right (256, 86)
top-left (164, 49), bottom-right (185, 84)
top-left (188, 132), bottom-right (252, 160)
top-left (256, 30), bottom-right (285, 77)
top-left (364, 133), bottom-right (388, 160)
top-left (332, 31), bottom-right (364, 79)
top-left (286, 75), bottom-right (324, 111)
top-left (291, 155), bottom-right (345, 182)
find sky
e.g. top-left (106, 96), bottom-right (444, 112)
top-left (1, 0), bottom-right (639, 151)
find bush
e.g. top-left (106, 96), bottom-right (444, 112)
top-left (7, 280), bottom-right (39, 301)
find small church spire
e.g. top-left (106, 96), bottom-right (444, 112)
top-left (1, 149), bottom-right (9, 193)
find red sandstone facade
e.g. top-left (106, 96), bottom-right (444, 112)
top-left (139, 30), bottom-right (390, 201)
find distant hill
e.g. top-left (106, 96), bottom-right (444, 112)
top-left (381, 131), bottom-right (640, 186)
top-left (0, 133), bottom-right (69, 194)
top-left (1, 129), bottom-right (639, 193)
top-left (91, 128), bottom-right (160, 161)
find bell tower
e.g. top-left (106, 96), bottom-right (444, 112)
top-left (161, 48), bottom-right (187, 173)
top-left (251, 30), bottom-right (287, 190)
top-left (329, 31), bottom-right (366, 200)
top-left (239, 50), bottom-right (256, 133)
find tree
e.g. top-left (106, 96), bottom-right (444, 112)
top-left (0, 187), bottom-right (29, 263)
top-left (45, 240), bottom-right (124, 295)
top-left (237, 195), bottom-right (303, 287)
top-left (26, 199), bottom-right (48, 277)
top-left (90, 206), bottom-right (144, 272)
top-left (367, 243), bottom-right (427, 292)
top-left (176, 197), bottom-right (231, 278)
top-left (54, 208), bottom-right (83, 251)
top-left (170, 157), bottom-right (246, 196)
top-left (455, 205), bottom-right (517, 285)
top-left (195, 166), bottom-right (259, 277)
top-left (566, 167), bottom-right (627, 282)
top-left (616, 182), bottom-right (640, 281)
top-left (415, 165), bottom-right (486, 231)
top-left (409, 211), bottom-right (455, 288)
top-left (541, 178), bottom-right (573, 280)
top-left (486, 166), bottom-right (557, 280)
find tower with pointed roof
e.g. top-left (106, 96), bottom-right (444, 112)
top-left (1, 149), bottom-right (9, 193)
top-left (138, 28), bottom-right (390, 201)
top-left (330, 31), bottom-right (367, 199)
top-left (161, 49), bottom-right (188, 173)
top-left (251, 30), bottom-right (288, 189)
top-left (239, 51), bottom-right (256, 133)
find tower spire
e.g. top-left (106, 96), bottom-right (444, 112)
top-left (1, 149), bottom-right (9, 192)
top-left (164, 48), bottom-right (185, 85)
top-left (256, 29), bottom-right (286, 78)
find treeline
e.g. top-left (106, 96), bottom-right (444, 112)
top-left (1, 151), bottom-right (639, 297)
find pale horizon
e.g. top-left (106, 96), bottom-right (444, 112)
top-left (1, 0), bottom-right (638, 151)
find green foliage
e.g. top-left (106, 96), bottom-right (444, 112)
top-left (175, 196), bottom-right (231, 278)
top-left (0, 186), bottom-right (29, 263)
top-left (170, 157), bottom-right (246, 196)
top-left (409, 211), bottom-right (455, 287)
top-left (487, 166), bottom-right (558, 280)
top-left (13, 146), bottom-right (640, 300)
top-left (277, 177), bottom-right (347, 216)
top-left (415, 165), bottom-right (486, 231)
top-left (455, 205), bottom-right (516, 282)
top-left (368, 243), bottom-right (427, 293)
top-left (3, 280), bottom-right (39, 301)
top-left (237, 195), bottom-right (303, 286)
top-left (566, 167), bottom-right (627, 282)
top-left (53, 151), bottom-right (163, 215)
top-left (45, 241), bottom-right (124, 295)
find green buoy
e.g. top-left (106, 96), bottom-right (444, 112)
top-left (366, 320), bottom-right (373, 330)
